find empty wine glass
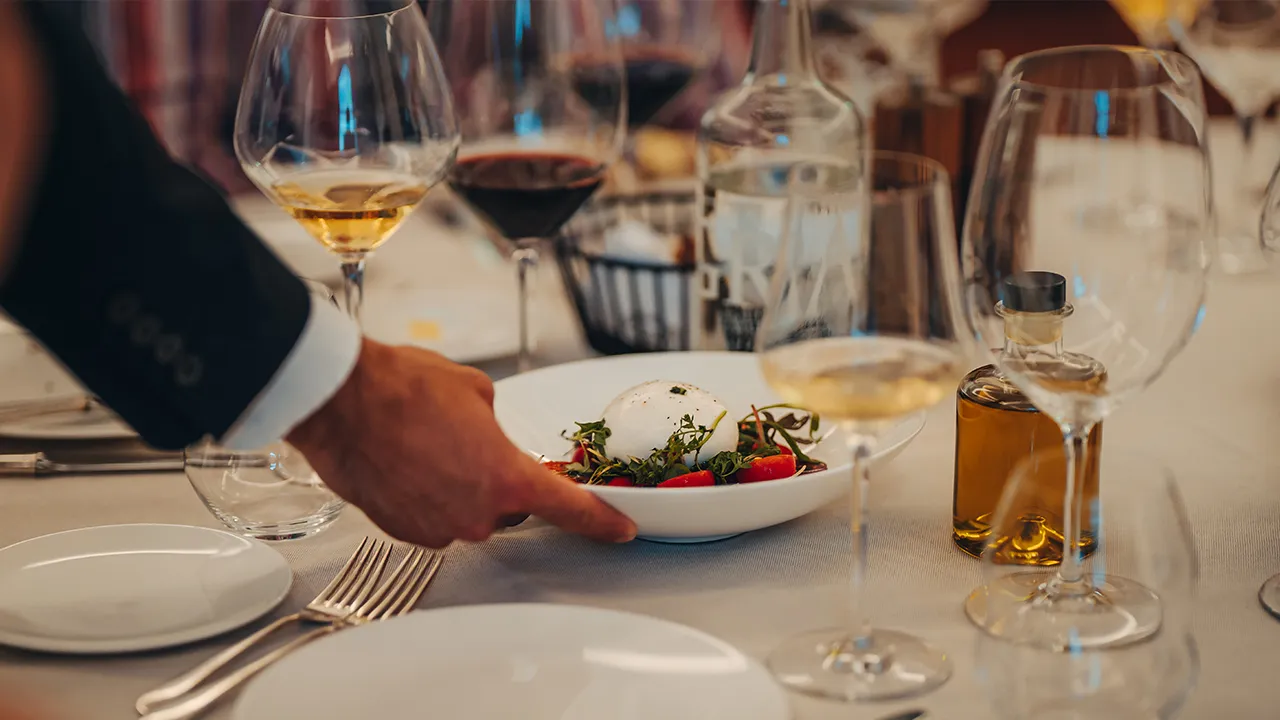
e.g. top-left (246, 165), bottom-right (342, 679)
top-left (843, 0), bottom-right (988, 87)
top-left (975, 449), bottom-right (1200, 719)
top-left (1171, 0), bottom-right (1280, 274)
top-left (429, 0), bottom-right (625, 372)
top-left (756, 151), bottom-right (968, 701)
top-left (236, 0), bottom-right (460, 322)
top-left (1258, 179), bottom-right (1280, 612)
top-left (961, 46), bottom-right (1211, 649)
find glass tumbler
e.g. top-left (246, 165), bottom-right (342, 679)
top-left (185, 440), bottom-right (344, 541)
top-left (183, 279), bottom-right (346, 541)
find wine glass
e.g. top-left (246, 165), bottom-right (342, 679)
top-left (756, 151), bottom-right (968, 701)
top-left (843, 0), bottom-right (988, 88)
top-left (429, 0), bottom-right (625, 372)
top-left (1170, 0), bottom-right (1280, 274)
top-left (1110, 0), bottom-right (1182, 47)
top-left (975, 449), bottom-right (1200, 719)
top-left (1259, 172), bottom-right (1280, 614)
top-left (235, 0), bottom-right (459, 323)
top-left (605, 0), bottom-right (715, 131)
top-left (960, 46), bottom-right (1211, 649)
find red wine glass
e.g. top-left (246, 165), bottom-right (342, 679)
top-left (588, 1), bottom-right (715, 131)
top-left (429, 0), bottom-right (626, 372)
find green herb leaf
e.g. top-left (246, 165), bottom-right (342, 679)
top-left (670, 385), bottom-right (688, 395)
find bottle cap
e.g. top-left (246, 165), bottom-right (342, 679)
top-left (1001, 271), bottom-right (1066, 313)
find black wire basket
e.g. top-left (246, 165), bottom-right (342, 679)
top-left (554, 191), bottom-right (697, 355)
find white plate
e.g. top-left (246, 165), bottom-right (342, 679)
top-left (234, 603), bottom-right (788, 720)
top-left (233, 195), bottom-right (521, 364)
top-left (0, 330), bottom-right (135, 440)
top-left (0, 403), bottom-right (134, 440)
top-left (494, 352), bottom-right (926, 542)
top-left (0, 524), bottom-right (292, 654)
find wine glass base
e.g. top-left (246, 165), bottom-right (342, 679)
top-left (766, 627), bottom-right (951, 702)
top-left (965, 570), bottom-right (1161, 650)
top-left (1259, 574), bottom-right (1280, 620)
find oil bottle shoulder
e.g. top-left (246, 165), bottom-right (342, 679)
top-left (957, 364), bottom-right (1037, 412)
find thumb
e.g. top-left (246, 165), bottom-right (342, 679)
top-left (517, 457), bottom-right (636, 543)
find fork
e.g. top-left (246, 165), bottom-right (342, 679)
top-left (135, 537), bottom-right (392, 715)
top-left (142, 548), bottom-right (444, 720)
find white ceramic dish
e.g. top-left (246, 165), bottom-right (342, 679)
top-left (233, 603), bottom-right (788, 720)
top-left (0, 402), bottom-right (134, 440)
top-left (494, 352), bottom-right (926, 542)
top-left (0, 329), bottom-right (134, 439)
top-left (0, 524), bottom-right (292, 654)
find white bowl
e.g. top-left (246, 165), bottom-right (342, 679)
top-left (494, 352), bottom-right (926, 543)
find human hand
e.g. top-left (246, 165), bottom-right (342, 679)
top-left (288, 339), bottom-right (636, 548)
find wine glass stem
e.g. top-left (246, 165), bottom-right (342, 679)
top-left (845, 430), bottom-right (877, 648)
top-left (340, 257), bottom-right (366, 325)
top-left (1239, 113), bottom-right (1267, 198)
top-left (1056, 427), bottom-right (1094, 591)
top-left (514, 240), bottom-right (540, 374)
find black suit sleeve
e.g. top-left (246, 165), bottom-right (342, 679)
top-left (0, 2), bottom-right (312, 450)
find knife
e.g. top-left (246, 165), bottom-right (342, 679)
top-left (0, 451), bottom-right (184, 476)
top-left (0, 395), bottom-right (99, 425)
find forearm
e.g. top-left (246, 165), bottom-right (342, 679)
top-left (0, 2), bottom-right (316, 449)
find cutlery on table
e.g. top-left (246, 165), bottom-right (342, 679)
top-left (0, 452), bottom-right (184, 477)
top-left (0, 394), bottom-right (101, 424)
top-left (135, 537), bottom-right (392, 714)
top-left (141, 545), bottom-right (444, 720)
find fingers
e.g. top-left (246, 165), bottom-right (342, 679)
top-left (516, 459), bottom-right (636, 543)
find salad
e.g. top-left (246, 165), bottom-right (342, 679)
top-left (542, 380), bottom-right (827, 488)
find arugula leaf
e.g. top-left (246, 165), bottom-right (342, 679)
top-left (560, 404), bottom-right (822, 486)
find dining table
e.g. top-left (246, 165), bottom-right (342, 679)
top-left (4, 120), bottom-right (1280, 720)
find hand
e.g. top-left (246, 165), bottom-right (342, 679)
top-left (288, 339), bottom-right (636, 548)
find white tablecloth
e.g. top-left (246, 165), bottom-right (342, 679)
top-left (3, 122), bottom-right (1280, 720)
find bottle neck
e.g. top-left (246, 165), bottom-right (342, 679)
top-left (746, 0), bottom-right (817, 84)
top-left (1000, 309), bottom-right (1066, 360)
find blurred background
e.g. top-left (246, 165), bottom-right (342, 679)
top-left (52, 0), bottom-right (1245, 199)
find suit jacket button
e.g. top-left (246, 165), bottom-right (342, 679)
top-left (131, 316), bottom-right (160, 346)
top-left (155, 334), bottom-right (182, 363)
top-left (175, 355), bottom-right (203, 387)
top-left (108, 294), bottom-right (141, 324)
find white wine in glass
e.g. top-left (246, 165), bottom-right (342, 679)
top-left (755, 152), bottom-right (968, 702)
top-left (763, 337), bottom-right (959, 422)
top-left (236, 0), bottom-right (459, 322)
top-left (1111, 0), bottom-right (1174, 46)
top-left (270, 171), bottom-right (430, 255)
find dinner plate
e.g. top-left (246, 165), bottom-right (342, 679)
top-left (233, 603), bottom-right (789, 720)
top-left (0, 326), bottom-right (135, 439)
top-left (0, 403), bottom-right (134, 440)
top-left (0, 524), bottom-right (292, 654)
top-left (495, 351), bottom-right (926, 542)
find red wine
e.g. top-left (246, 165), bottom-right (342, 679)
top-left (448, 153), bottom-right (604, 239)
top-left (574, 48), bottom-right (696, 128)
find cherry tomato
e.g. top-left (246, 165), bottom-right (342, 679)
top-left (607, 477), bottom-right (635, 487)
top-left (735, 454), bottom-right (798, 484)
top-left (543, 461), bottom-right (572, 476)
top-left (776, 444), bottom-right (794, 455)
top-left (657, 470), bottom-right (715, 488)
top-left (571, 445), bottom-right (586, 465)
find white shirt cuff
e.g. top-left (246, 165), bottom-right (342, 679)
top-left (219, 294), bottom-right (361, 450)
